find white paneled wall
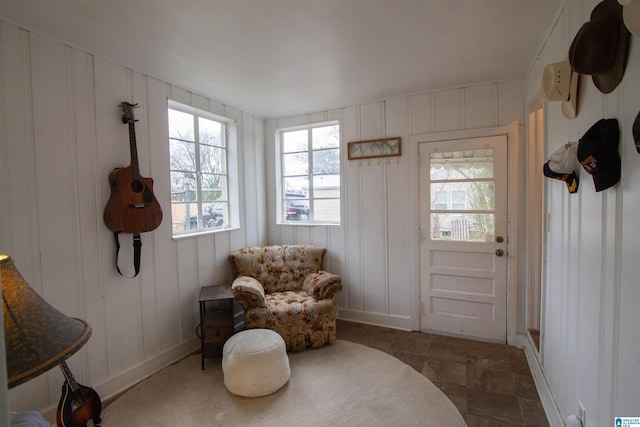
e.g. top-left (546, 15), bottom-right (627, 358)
top-left (265, 80), bottom-right (524, 330)
top-left (525, 0), bottom-right (640, 425)
top-left (0, 21), bottom-right (265, 419)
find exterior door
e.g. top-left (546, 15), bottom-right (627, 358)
top-left (419, 135), bottom-right (508, 342)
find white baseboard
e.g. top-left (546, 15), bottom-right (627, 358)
top-left (41, 337), bottom-right (200, 423)
top-left (337, 309), bottom-right (413, 330)
top-left (516, 333), bottom-right (564, 427)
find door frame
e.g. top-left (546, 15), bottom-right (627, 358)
top-left (410, 124), bottom-right (521, 345)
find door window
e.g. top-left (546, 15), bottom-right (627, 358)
top-left (429, 148), bottom-right (496, 242)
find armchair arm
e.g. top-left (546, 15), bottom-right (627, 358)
top-left (231, 276), bottom-right (266, 309)
top-left (302, 271), bottom-right (342, 300)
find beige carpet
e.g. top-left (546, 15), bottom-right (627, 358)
top-left (101, 340), bottom-right (467, 426)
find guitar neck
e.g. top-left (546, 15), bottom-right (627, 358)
top-left (128, 122), bottom-right (141, 180)
top-left (59, 361), bottom-right (80, 393)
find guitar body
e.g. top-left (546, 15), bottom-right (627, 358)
top-left (56, 381), bottom-right (102, 427)
top-left (103, 102), bottom-right (163, 234)
top-left (104, 166), bottom-right (163, 233)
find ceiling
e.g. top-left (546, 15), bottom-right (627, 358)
top-left (0, 0), bottom-right (563, 118)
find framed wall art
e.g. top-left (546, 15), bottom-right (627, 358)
top-left (347, 137), bottom-right (401, 160)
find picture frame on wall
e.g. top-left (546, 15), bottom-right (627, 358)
top-left (347, 137), bottom-right (401, 160)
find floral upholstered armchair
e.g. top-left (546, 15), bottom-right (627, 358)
top-left (228, 245), bottom-right (342, 351)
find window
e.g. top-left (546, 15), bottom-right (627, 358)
top-left (429, 148), bottom-right (495, 241)
top-left (278, 122), bottom-right (341, 224)
top-left (168, 102), bottom-right (236, 236)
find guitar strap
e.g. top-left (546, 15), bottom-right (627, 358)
top-left (113, 232), bottom-right (142, 278)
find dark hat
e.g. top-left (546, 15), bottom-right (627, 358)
top-left (543, 142), bottom-right (579, 193)
top-left (577, 118), bottom-right (620, 192)
top-left (569, 0), bottom-right (630, 94)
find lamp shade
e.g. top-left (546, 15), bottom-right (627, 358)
top-left (1, 255), bottom-right (91, 388)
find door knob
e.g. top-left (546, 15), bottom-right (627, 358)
top-left (495, 249), bottom-right (504, 257)
top-left (496, 236), bottom-right (504, 243)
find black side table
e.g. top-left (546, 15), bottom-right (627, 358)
top-left (198, 284), bottom-right (234, 370)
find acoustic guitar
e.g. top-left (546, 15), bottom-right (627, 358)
top-left (56, 361), bottom-right (102, 427)
top-left (103, 102), bottom-right (162, 234)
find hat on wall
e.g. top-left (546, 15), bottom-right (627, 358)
top-left (543, 142), bottom-right (580, 193)
top-left (542, 60), bottom-right (580, 119)
top-left (577, 118), bottom-right (621, 192)
top-left (569, 0), bottom-right (630, 94)
top-left (618, 0), bottom-right (640, 36)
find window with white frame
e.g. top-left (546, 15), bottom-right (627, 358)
top-left (278, 122), bottom-right (341, 224)
top-left (168, 102), bottom-right (236, 236)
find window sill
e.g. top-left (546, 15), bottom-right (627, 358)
top-left (277, 222), bottom-right (341, 227)
top-left (171, 226), bottom-right (239, 240)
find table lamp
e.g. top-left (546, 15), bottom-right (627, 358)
top-left (1, 254), bottom-right (91, 388)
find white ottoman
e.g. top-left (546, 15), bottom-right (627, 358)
top-left (222, 329), bottom-right (290, 397)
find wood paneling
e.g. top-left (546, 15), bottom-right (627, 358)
top-left (266, 81), bottom-right (525, 329)
top-left (1, 12), bottom-right (541, 419)
top-left (0, 21), bottom-right (265, 418)
top-left (524, 0), bottom-right (640, 424)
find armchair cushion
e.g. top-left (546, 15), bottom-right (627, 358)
top-left (231, 276), bottom-right (266, 308)
top-left (302, 271), bottom-right (342, 300)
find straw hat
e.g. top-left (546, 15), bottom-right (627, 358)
top-left (542, 60), bottom-right (579, 119)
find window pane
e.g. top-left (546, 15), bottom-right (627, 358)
top-left (200, 145), bottom-right (226, 174)
top-left (431, 213), bottom-right (495, 242)
top-left (283, 152), bottom-right (308, 176)
top-left (199, 117), bottom-right (224, 147)
top-left (430, 149), bottom-right (494, 180)
top-left (452, 190), bottom-right (466, 210)
top-left (201, 174), bottom-right (226, 202)
top-left (284, 199), bottom-right (309, 221)
top-left (284, 177), bottom-right (309, 195)
top-left (168, 109), bottom-right (194, 141)
top-left (314, 198), bottom-right (340, 222)
top-left (170, 172), bottom-right (197, 201)
top-left (312, 174), bottom-right (340, 193)
top-left (201, 202), bottom-right (226, 229)
top-left (433, 190), bottom-right (447, 210)
top-left (283, 130), bottom-right (308, 153)
top-left (171, 202), bottom-right (198, 232)
top-left (169, 139), bottom-right (196, 172)
top-left (430, 182), bottom-right (494, 210)
top-left (312, 125), bottom-right (339, 149)
top-left (313, 148), bottom-right (340, 174)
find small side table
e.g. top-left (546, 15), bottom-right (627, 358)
top-left (198, 284), bottom-right (235, 370)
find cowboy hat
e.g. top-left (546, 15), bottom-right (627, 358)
top-left (569, 0), bottom-right (630, 94)
top-left (542, 60), bottom-right (580, 119)
top-left (618, 0), bottom-right (640, 36)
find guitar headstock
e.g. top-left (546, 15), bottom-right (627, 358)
top-left (121, 102), bottom-right (139, 124)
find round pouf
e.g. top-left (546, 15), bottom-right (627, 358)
top-left (222, 329), bottom-right (290, 397)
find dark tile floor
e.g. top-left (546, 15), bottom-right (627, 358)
top-left (336, 319), bottom-right (550, 427)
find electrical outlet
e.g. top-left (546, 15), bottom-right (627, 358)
top-left (578, 401), bottom-right (586, 426)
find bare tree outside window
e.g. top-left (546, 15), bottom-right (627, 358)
top-left (280, 123), bottom-right (341, 224)
top-left (169, 107), bottom-right (230, 234)
top-left (429, 149), bottom-right (495, 241)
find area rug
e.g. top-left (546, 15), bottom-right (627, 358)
top-left (101, 340), bottom-right (467, 426)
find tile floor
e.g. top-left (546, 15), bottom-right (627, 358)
top-left (336, 319), bottom-right (550, 427)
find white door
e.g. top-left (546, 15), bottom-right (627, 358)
top-left (419, 135), bottom-right (508, 342)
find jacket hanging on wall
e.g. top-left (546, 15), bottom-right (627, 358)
top-left (103, 102), bottom-right (162, 278)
